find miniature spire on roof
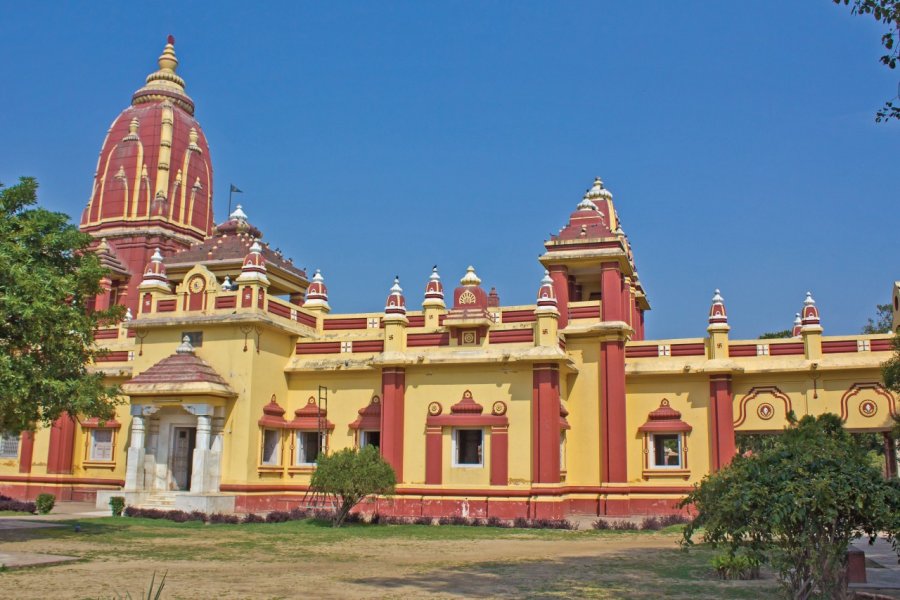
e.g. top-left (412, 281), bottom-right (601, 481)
top-left (230, 204), bottom-right (248, 222)
top-left (791, 312), bottom-right (803, 337)
top-left (586, 176), bottom-right (612, 202)
top-left (424, 266), bottom-right (444, 301)
top-left (304, 269), bottom-right (329, 309)
top-left (576, 192), bottom-right (599, 212)
top-left (236, 240), bottom-right (269, 286)
top-left (535, 270), bottom-right (558, 313)
top-left (385, 277), bottom-right (407, 316)
top-left (708, 289), bottom-right (728, 325)
top-left (800, 291), bottom-right (821, 327)
top-left (139, 247), bottom-right (170, 292)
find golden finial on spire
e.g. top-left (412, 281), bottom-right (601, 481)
top-left (158, 35), bottom-right (178, 72)
top-left (132, 35), bottom-right (194, 115)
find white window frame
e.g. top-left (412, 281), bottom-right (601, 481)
top-left (451, 428), bottom-right (484, 468)
top-left (89, 428), bottom-right (114, 462)
top-left (360, 430), bottom-right (380, 450)
top-left (296, 431), bottom-right (323, 466)
top-left (0, 433), bottom-right (19, 459)
top-left (649, 433), bottom-right (683, 469)
top-left (260, 429), bottom-right (281, 466)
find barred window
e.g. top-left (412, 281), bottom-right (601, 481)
top-left (0, 433), bottom-right (19, 458)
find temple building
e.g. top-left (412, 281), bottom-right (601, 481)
top-left (0, 39), bottom-right (897, 517)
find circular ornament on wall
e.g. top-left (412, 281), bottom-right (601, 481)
top-left (757, 402), bottom-right (775, 420)
top-left (188, 276), bottom-right (205, 294)
top-left (427, 402), bottom-right (442, 416)
top-left (491, 401), bottom-right (507, 416)
top-left (462, 331), bottom-right (476, 345)
top-left (859, 399), bottom-right (878, 418)
top-left (371, 395), bottom-right (380, 405)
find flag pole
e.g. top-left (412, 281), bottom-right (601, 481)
top-left (228, 184), bottom-right (243, 216)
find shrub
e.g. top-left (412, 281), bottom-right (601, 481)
top-left (0, 499), bottom-right (36, 513)
top-left (109, 496), bottom-right (126, 517)
top-left (711, 552), bottom-right (761, 580)
top-left (486, 516), bottom-right (506, 528)
top-left (289, 507), bottom-right (309, 521)
top-left (242, 513), bottom-right (265, 524)
top-left (35, 493), bottom-right (55, 515)
top-left (208, 512), bottom-right (240, 524)
top-left (266, 510), bottom-right (291, 523)
top-left (592, 519), bottom-right (610, 530)
top-left (413, 516), bottom-right (433, 526)
top-left (592, 519), bottom-right (638, 530)
top-left (188, 510), bottom-right (207, 523)
top-left (310, 445), bottom-right (397, 527)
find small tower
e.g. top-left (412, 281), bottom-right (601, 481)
top-left (800, 291), bottom-right (823, 359)
top-left (422, 266), bottom-right (446, 326)
top-left (534, 271), bottom-right (560, 347)
top-left (303, 270), bottom-right (330, 312)
top-left (137, 248), bottom-right (173, 314)
top-left (384, 277), bottom-right (408, 353)
top-left (791, 313), bottom-right (802, 338)
top-left (707, 289), bottom-right (730, 360)
top-left (236, 240), bottom-right (269, 310)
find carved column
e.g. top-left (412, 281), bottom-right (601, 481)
top-left (125, 408), bottom-right (148, 491)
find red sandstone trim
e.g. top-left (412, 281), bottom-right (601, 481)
top-left (215, 294), bottom-right (237, 309)
top-left (501, 310), bottom-right (536, 323)
top-left (407, 315), bottom-right (425, 328)
top-left (728, 344), bottom-right (757, 357)
top-left (823, 340), bottom-right (860, 354)
top-left (296, 342), bottom-right (341, 355)
top-left (157, 299), bottom-right (176, 312)
top-left (352, 340), bottom-right (385, 353)
top-left (488, 329), bottom-right (534, 344)
top-left (323, 317), bottom-right (368, 330)
top-left (0, 475), bottom-right (124, 486)
top-left (769, 342), bottom-right (805, 356)
top-left (625, 345), bottom-right (659, 358)
top-left (95, 351), bottom-right (130, 363)
top-left (408, 332), bottom-right (450, 347)
top-left (670, 343), bottom-right (705, 357)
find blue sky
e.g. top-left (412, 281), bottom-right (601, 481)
top-left (1, 1), bottom-right (896, 339)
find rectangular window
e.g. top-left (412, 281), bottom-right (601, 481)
top-left (453, 429), bottom-right (483, 467)
top-left (0, 433), bottom-right (19, 458)
top-left (261, 429), bottom-right (280, 465)
top-left (90, 429), bottom-right (114, 461)
top-left (297, 431), bottom-right (323, 465)
top-left (652, 434), bottom-right (681, 468)
top-left (360, 430), bottom-right (380, 450)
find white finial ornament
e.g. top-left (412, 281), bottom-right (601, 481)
top-left (586, 176), bottom-right (612, 201)
top-left (176, 335), bottom-right (194, 354)
top-left (576, 193), bottom-right (599, 212)
top-left (151, 248), bottom-right (163, 262)
top-left (460, 266), bottom-right (482, 286)
top-left (124, 308), bottom-right (133, 321)
top-left (230, 204), bottom-right (248, 221)
top-left (249, 240), bottom-right (262, 253)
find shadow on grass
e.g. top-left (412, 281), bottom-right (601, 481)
top-left (347, 548), bottom-right (778, 599)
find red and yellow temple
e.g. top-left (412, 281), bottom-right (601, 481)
top-left (1, 39), bottom-right (897, 517)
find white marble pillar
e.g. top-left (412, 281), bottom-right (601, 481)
top-left (124, 413), bottom-right (146, 491)
top-left (190, 411), bottom-right (217, 494)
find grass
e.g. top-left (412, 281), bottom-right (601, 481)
top-left (0, 517), bottom-right (780, 598)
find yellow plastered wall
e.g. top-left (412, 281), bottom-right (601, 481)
top-left (405, 366), bottom-right (532, 486)
top-left (562, 339), bottom-right (601, 486)
top-left (732, 376), bottom-right (808, 433)
top-left (625, 375), bottom-right (711, 484)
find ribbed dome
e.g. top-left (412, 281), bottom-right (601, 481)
top-left (80, 36), bottom-right (214, 244)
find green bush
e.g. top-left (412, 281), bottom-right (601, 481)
top-left (35, 493), bottom-right (55, 515)
top-left (711, 552), bottom-right (761, 580)
top-left (310, 445), bottom-right (396, 527)
top-left (109, 496), bottom-right (125, 517)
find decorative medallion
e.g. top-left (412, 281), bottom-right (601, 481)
top-left (458, 290), bottom-right (477, 305)
top-left (757, 402), bottom-right (774, 420)
top-left (859, 399), bottom-right (878, 418)
top-left (427, 402), bottom-right (442, 416)
top-left (491, 401), bottom-right (507, 416)
top-left (371, 395), bottom-right (380, 405)
top-left (462, 331), bottom-right (477, 345)
top-left (188, 276), bottom-right (205, 294)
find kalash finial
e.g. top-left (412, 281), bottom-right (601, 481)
top-left (158, 35), bottom-right (178, 72)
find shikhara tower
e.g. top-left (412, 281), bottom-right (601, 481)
top-left (80, 36), bottom-right (214, 314)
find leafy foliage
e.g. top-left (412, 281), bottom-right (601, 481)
top-left (833, 0), bottom-right (900, 122)
top-left (35, 493), bottom-right (55, 515)
top-left (862, 303), bottom-right (894, 334)
top-left (759, 330), bottom-right (792, 339)
top-left (310, 445), bottom-right (396, 527)
top-left (681, 414), bottom-right (900, 599)
top-left (109, 496), bottom-right (125, 517)
top-left (0, 177), bottom-right (123, 433)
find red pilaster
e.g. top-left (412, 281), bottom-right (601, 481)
top-left (490, 424), bottom-right (509, 486)
top-left (94, 277), bottom-right (113, 312)
top-left (709, 376), bottom-right (735, 470)
top-left (47, 414), bottom-right (76, 474)
top-left (600, 339), bottom-right (627, 482)
top-left (532, 363), bottom-right (561, 483)
top-left (425, 425), bottom-right (442, 484)
top-left (380, 367), bottom-right (405, 482)
top-left (620, 281), bottom-right (631, 328)
top-left (18, 431), bottom-right (34, 474)
top-left (548, 266), bottom-right (569, 329)
top-left (600, 262), bottom-right (623, 321)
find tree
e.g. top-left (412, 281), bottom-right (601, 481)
top-left (310, 445), bottom-right (396, 527)
top-left (759, 329), bottom-right (792, 339)
top-left (862, 303), bottom-right (894, 334)
top-left (0, 177), bottom-right (123, 433)
top-left (833, 0), bottom-right (900, 122)
top-left (681, 414), bottom-right (900, 600)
